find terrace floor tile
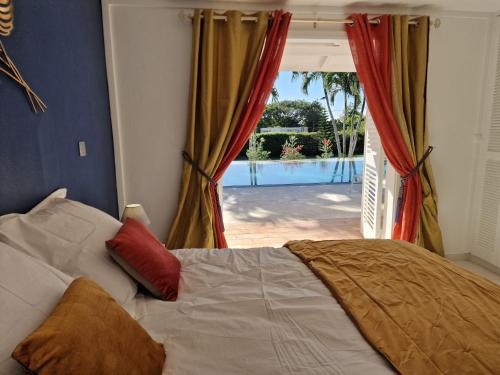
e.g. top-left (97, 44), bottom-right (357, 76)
top-left (223, 184), bottom-right (362, 248)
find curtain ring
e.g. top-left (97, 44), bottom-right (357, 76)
top-left (347, 20), bottom-right (355, 27)
top-left (409, 18), bottom-right (420, 27)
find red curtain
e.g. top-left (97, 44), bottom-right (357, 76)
top-left (210, 10), bottom-right (292, 248)
top-left (345, 14), bottom-right (421, 242)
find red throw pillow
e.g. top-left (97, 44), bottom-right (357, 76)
top-left (106, 219), bottom-right (180, 301)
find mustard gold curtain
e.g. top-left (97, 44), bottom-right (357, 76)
top-left (166, 10), bottom-right (268, 249)
top-left (391, 16), bottom-right (444, 255)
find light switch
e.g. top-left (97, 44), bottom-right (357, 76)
top-left (78, 141), bottom-right (87, 157)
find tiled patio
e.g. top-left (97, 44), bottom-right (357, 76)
top-left (222, 184), bottom-right (362, 248)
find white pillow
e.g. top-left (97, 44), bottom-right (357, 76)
top-left (28, 188), bottom-right (68, 213)
top-left (0, 188), bottom-right (68, 223)
top-left (0, 198), bottom-right (137, 305)
top-left (0, 242), bottom-right (72, 374)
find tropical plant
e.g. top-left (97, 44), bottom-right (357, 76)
top-left (348, 82), bottom-right (366, 157)
top-left (337, 73), bottom-right (356, 156)
top-left (270, 72), bottom-right (280, 103)
top-left (291, 71), bottom-right (366, 157)
top-left (237, 132), bottom-right (365, 159)
top-left (291, 71), bottom-right (343, 157)
top-left (280, 135), bottom-right (305, 160)
top-left (246, 133), bottom-right (270, 161)
top-left (317, 138), bottom-right (333, 159)
top-left (270, 87), bottom-right (279, 103)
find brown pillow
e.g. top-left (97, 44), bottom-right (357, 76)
top-left (12, 277), bottom-right (165, 375)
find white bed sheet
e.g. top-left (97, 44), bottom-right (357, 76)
top-left (125, 247), bottom-right (395, 375)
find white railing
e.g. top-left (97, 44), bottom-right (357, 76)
top-left (260, 127), bottom-right (308, 133)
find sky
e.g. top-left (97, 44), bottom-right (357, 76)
top-left (272, 71), bottom-right (348, 117)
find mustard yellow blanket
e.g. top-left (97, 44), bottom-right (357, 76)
top-left (285, 239), bottom-right (500, 375)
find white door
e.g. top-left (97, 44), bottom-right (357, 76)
top-left (361, 110), bottom-right (385, 238)
top-left (381, 159), bottom-right (400, 239)
top-left (471, 19), bottom-right (500, 267)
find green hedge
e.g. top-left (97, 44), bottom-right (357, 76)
top-left (237, 132), bottom-right (365, 159)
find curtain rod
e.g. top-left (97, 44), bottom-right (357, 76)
top-left (182, 12), bottom-right (441, 28)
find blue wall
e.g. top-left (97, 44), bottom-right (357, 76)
top-left (0, 0), bottom-right (118, 217)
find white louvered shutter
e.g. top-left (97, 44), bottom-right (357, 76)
top-left (361, 110), bottom-right (385, 238)
top-left (472, 18), bottom-right (500, 266)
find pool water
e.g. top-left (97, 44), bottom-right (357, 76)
top-left (222, 157), bottom-right (364, 187)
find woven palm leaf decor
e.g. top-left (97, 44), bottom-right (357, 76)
top-left (0, 0), bottom-right (14, 36)
top-left (0, 0), bottom-right (46, 113)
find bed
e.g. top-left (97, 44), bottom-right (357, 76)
top-left (1, 192), bottom-right (499, 374)
top-left (129, 246), bottom-right (394, 375)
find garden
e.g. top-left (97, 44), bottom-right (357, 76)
top-left (238, 72), bottom-right (366, 161)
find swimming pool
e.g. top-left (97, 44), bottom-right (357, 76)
top-left (222, 157), bottom-right (364, 187)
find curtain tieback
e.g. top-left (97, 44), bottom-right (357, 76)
top-left (395, 146), bottom-right (434, 224)
top-left (182, 151), bottom-right (225, 232)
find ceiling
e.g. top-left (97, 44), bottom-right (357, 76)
top-left (190, 0), bottom-right (500, 13)
top-left (280, 38), bottom-right (355, 72)
top-left (187, 0), bottom-right (500, 72)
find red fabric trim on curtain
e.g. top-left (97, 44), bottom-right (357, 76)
top-left (210, 10), bottom-right (292, 248)
top-left (345, 14), bottom-right (421, 242)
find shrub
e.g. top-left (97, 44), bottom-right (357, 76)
top-left (246, 133), bottom-right (270, 161)
top-left (236, 131), bottom-right (365, 159)
top-left (280, 135), bottom-right (305, 160)
top-left (254, 132), bottom-right (321, 158)
top-left (318, 138), bottom-right (333, 159)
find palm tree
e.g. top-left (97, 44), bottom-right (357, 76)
top-left (329, 73), bottom-right (366, 157)
top-left (291, 71), bottom-right (343, 157)
top-left (348, 94), bottom-right (366, 156)
top-left (347, 75), bottom-right (366, 157)
top-left (270, 72), bottom-right (280, 103)
top-left (292, 72), bottom-right (365, 158)
top-left (270, 87), bottom-right (279, 103)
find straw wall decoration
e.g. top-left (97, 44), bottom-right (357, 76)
top-left (0, 0), bottom-right (47, 113)
top-left (0, 0), bottom-right (13, 36)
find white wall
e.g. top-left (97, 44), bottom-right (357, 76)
top-left (103, 0), bottom-right (495, 254)
top-left (103, 3), bottom-right (191, 238)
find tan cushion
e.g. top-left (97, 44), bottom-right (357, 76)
top-left (12, 277), bottom-right (165, 375)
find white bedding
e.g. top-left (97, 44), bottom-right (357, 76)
top-left (0, 198), bottom-right (137, 305)
top-left (125, 247), bottom-right (395, 375)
